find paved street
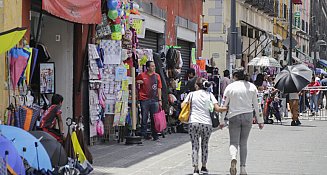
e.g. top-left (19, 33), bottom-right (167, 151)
top-left (90, 119), bottom-right (327, 175)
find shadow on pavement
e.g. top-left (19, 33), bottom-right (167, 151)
top-left (90, 132), bottom-right (191, 168)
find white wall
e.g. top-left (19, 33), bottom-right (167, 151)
top-left (39, 15), bottom-right (74, 134)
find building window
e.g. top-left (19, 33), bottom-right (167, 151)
top-left (248, 28), bottom-right (254, 38)
top-left (302, 45), bottom-right (306, 53)
top-left (283, 4), bottom-right (287, 19)
top-left (255, 30), bottom-right (260, 39)
top-left (302, 19), bottom-right (305, 31)
top-left (241, 25), bottom-right (247, 36)
top-left (306, 22), bottom-right (308, 33)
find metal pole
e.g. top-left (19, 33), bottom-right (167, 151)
top-left (231, 0), bottom-right (237, 69)
top-left (288, 0), bottom-right (293, 65)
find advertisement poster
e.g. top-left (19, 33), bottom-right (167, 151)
top-left (40, 63), bottom-right (55, 94)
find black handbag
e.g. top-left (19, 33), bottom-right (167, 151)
top-left (209, 93), bottom-right (220, 128)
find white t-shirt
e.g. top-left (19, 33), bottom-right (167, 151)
top-left (222, 80), bottom-right (264, 124)
top-left (183, 90), bottom-right (218, 125)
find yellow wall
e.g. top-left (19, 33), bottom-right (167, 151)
top-left (0, 0), bottom-right (22, 121)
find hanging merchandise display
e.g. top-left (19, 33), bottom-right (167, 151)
top-left (88, 0), bottom-right (142, 142)
top-left (88, 0), bottom-right (172, 144)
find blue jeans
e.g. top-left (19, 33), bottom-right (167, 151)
top-left (299, 94), bottom-right (309, 113)
top-left (140, 99), bottom-right (159, 139)
top-left (310, 94), bottom-right (318, 113)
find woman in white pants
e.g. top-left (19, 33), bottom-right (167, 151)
top-left (219, 68), bottom-right (264, 175)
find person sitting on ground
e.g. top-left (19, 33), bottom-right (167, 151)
top-left (40, 94), bottom-right (64, 143)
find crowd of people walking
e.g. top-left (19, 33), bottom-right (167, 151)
top-left (179, 66), bottom-right (325, 175)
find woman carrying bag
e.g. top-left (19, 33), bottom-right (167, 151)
top-left (181, 78), bottom-right (227, 175)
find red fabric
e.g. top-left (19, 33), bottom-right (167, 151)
top-left (42, 0), bottom-right (101, 24)
top-left (293, 0), bottom-right (302, 4)
top-left (123, 58), bottom-right (134, 76)
top-left (42, 128), bottom-right (63, 143)
top-left (308, 81), bottom-right (320, 94)
top-left (40, 105), bottom-right (62, 129)
top-left (136, 72), bottom-right (162, 100)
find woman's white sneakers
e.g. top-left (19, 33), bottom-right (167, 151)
top-left (230, 159), bottom-right (237, 175)
top-left (193, 169), bottom-right (199, 175)
top-left (240, 166), bottom-right (247, 175)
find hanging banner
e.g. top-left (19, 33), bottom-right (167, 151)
top-left (42, 0), bottom-right (102, 24)
top-left (130, 14), bottom-right (146, 38)
top-left (191, 48), bottom-right (196, 64)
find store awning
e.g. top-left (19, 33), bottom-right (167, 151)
top-left (42, 0), bottom-right (101, 24)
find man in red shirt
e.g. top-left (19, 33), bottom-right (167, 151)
top-left (136, 61), bottom-right (162, 141)
top-left (308, 77), bottom-right (321, 116)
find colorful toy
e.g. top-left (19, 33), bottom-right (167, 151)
top-left (108, 10), bottom-right (118, 20)
top-left (107, 0), bottom-right (118, 10)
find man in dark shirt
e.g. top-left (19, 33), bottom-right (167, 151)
top-left (136, 61), bottom-right (162, 141)
top-left (179, 68), bottom-right (197, 95)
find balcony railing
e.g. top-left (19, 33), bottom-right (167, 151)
top-left (244, 0), bottom-right (277, 16)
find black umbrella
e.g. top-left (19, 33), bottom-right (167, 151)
top-left (30, 131), bottom-right (68, 167)
top-left (274, 64), bottom-right (312, 93)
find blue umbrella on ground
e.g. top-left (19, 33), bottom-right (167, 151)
top-left (0, 125), bottom-right (52, 171)
top-left (315, 68), bottom-right (327, 75)
top-left (0, 135), bottom-right (25, 175)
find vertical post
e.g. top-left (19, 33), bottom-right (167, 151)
top-left (288, 0), bottom-right (293, 65)
top-left (231, 0), bottom-right (238, 69)
top-left (131, 67), bottom-right (137, 131)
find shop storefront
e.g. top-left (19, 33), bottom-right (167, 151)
top-left (139, 30), bottom-right (159, 53)
top-left (177, 39), bottom-right (192, 77)
top-left (29, 11), bottom-right (74, 134)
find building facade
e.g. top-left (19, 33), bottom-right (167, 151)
top-left (202, 0), bottom-right (276, 74)
top-left (203, 0), bottom-right (313, 74)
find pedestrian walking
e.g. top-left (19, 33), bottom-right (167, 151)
top-left (308, 77), bottom-right (320, 116)
top-left (220, 69), bottom-right (231, 98)
top-left (136, 61), bottom-right (163, 141)
top-left (220, 68), bottom-right (264, 175)
top-left (289, 92), bottom-right (301, 126)
top-left (181, 78), bottom-right (226, 175)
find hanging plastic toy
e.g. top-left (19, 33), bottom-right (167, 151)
top-left (111, 32), bottom-right (122, 40)
top-left (107, 0), bottom-right (118, 10)
top-left (108, 10), bottom-right (118, 20)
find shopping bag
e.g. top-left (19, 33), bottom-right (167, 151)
top-left (154, 107), bottom-right (166, 132)
top-left (178, 93), bottom-right (193, 123)
top-left (210, 111), bottom-right (219, 128)
top-left (209, 93), bottom-right (219, 128)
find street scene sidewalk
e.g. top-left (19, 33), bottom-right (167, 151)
top-left (90, 119), bottom-right (327, 175)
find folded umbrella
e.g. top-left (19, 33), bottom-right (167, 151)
top-left (10, 48), bottom-right (29, 89)
top-left (0, 125), bottom-right (52, 171)
top-left (274, 64), bottom-right (312, 93)
top-left (29, 48), bottom-right (39, 84)
top-left (0, 27), bottom-right (27, 55)
top-left (0, 135), bottom-right (25, 175)
top-left (315, 68), bottom-right (327, 75)
top-left (76, 128), bottom-right (93, 164)
top-left (30, 131), bottom-right (68, 167)
top-left (23, 47), bottom-right (33, 86)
